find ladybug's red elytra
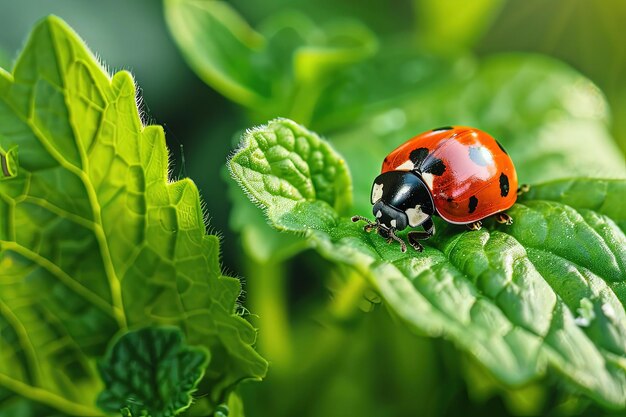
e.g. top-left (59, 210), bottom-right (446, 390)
top-left (353, 126), bottom-right (528, 252)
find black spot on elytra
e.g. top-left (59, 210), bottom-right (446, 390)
top-left (468, 146), bottom-right (491, 167)
top-left (410, 147), bottom-right (446, 176)
top-left (432, 126), bottom-right (453, 131)
top-left (468, 196), bottom-right (478, 213)
top-left (496, 140), bottom-right (508, 155)
top-left (446, 197), bottom-right (453, 202)
top-left (499, 173), bottom-right (510, 197)
top-left (409, 148), bottom-right (429, 167)
top-left (424, 158), bottom-right (446, 176)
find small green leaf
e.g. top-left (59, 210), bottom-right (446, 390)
top-left (229, 118), bottom-right (353, 225)
top-left (97, 327), bottom-right (209, 417)
top-left (226, 117), bottom-right (355, 264)
top-left (0, 16), bottom-right (266, 415)
top-left (164, 0), bottom-right (269, 107)
top-left (230, 119), bottom-right (626, 408)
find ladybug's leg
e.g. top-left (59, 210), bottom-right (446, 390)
top-left (467, 220), bottom-right (482, 231)
top-left (407, 219), bottom-right (435, 252)
top-left (517, 184), bottom-right (530, 196)
top-left (387, 228), bottom-right (407, 253)
top-left (494, 212), bottom-right (513, 225)
top-left (407, 219), bottom-right (435, 240)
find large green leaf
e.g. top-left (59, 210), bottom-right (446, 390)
top-left (0, 16), bottom-right (266, 415)
top-left (97, 327), bottom-right (209, 417)
top-left (229, 118), bottom-right (626, 408)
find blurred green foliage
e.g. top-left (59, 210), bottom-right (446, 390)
top-left (478, 0), bottom-right (626, 153)
top-left (1, 1), bottom-right (625, 416)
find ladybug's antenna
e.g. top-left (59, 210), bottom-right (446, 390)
top-left (352, 215), bottom-right (373, 224)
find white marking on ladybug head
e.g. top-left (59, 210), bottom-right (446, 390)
top-left (421, 172), bottom-right (434, 189)
top-left (390, 219), bottom-right (397, 228)
top-left (396, 160), bottom-right (415, 171)
top-left (405, 204), bottom-right (429, 227)
top-left (372, 183), bottom-right (384, 203)
top-left (376, 210), bottom-right (383, 218)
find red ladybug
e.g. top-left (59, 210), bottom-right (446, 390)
top-left (353, 126), bottom-right (526, 252)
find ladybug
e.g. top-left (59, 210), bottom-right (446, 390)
top-left (352, 126), bottom-right (527, 252)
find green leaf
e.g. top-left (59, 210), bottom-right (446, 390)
top-left (229, 118), bottom-right (352, 225)
top-left (230, 118), bottom-right (626, 408)
top-left (97, 327), bottom-right (209, 417)
top-left (520, 178), bottom-right (626, 233)
top-left (0, 16), bottom-right (266, 415)
top-left (164, 0), bottom-right (377, 120)
top-left (164, 0), bottom-right (269, 107)
top-left (226, 118), bottom-right (353, 264)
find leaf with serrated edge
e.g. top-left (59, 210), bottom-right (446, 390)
top-left (97, 327), bottom-right (209, 417)
top-left (0, 16), bottom-right (266, 415)
top-left (230, 118), bottom-right (626, 408)
top-left (229, 118), bottom-right (353, 224)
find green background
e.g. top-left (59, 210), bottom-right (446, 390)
top-left (1, 1), bottom-right (625, 416)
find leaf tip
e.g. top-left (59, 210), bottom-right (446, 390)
top-left (37, 14), bottom-right (67, 30)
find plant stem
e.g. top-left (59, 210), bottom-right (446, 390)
top-left (245, 258), bottom-right (294, 369)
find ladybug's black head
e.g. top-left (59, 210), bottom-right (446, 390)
top-left (370, 171), bottom-right (434, 232)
